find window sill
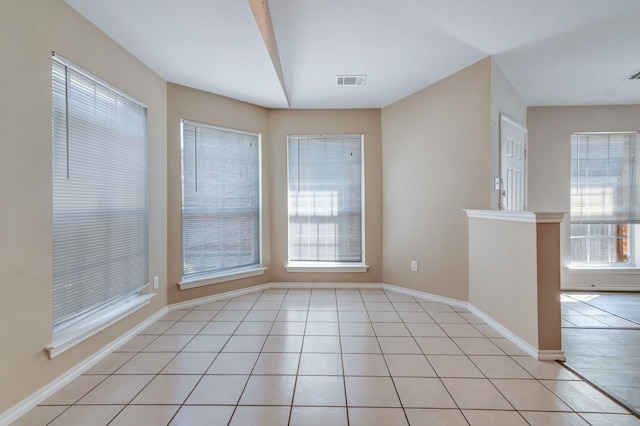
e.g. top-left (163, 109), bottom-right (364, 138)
top-left (285, 263), bottom-right (370, 273)
top-left (179, 266), bottom-right (267, 290)
top-left (46, 293), bottom-right (155, 359)
top-left (567, 266), bottom-right (640, 275)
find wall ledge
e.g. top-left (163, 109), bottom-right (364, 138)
top-left (46, 293), bottom-right (155, 359)
top-left (464, 209), bottom-right (565, 223)
top-left (178, 267), bottom-right (267, 290)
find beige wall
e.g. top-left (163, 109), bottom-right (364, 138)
top-left (380, 58), bottom-right (492, 301)
top-left (528, 105), bottom-right (640, 289)
top-left (468, 216), bottom-right (562, 353)
top-left (0, 0), bottom-right (167, 412)
top-left (268, 109), bottom-right (383, 283)
top-left (166, 83), bottom-right (272, 304)
top-left (0, 0), bottom-right (586, 411)
top-left (490, 59), bottom-right (528, 210)
top-left (468, 218), bottom-right (539, 348)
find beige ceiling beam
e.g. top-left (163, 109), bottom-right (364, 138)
top-left (248, 0), bottom-right (290, 108)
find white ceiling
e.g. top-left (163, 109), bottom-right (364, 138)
top-left (64, 0), bottom-right (640, 109)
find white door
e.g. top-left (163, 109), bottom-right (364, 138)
top-left (500, 114), bottom-right (527, 211)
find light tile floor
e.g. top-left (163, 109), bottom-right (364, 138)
top-left (13, 289), bottom-right (640, 425)
top-left (562, 292), bottom-right (640, 416)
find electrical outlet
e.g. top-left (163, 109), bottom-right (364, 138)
top-left (410, 260), bottom-right (418, 272)
top-left (153, 276), bottom-right (159, 290)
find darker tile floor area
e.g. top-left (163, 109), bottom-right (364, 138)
top-left (562, 292), bottom-right (640, 415)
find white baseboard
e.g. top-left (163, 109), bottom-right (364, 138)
top-left (467, 304), bottom-right (565, 361)
top-left (382, 283), bottom-right (469, 310)
top-left (169, 284), bottom-right (271, 311)
top-left (562, 286), bottom-right (640, 292)
top-left (537, 350), bottom-right (567, 361)
top-left (0, 306), bottom-right (168, 426)
top-left (381, 283), bottom-right (565, 362)
top-left (270, 282), bottom-right (383, 290)
top-left (169, 282), bottom-right (384, 311)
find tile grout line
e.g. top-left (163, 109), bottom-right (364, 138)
top-left (374, 289), bottom-right (413, 425)
top-left (336, 289), bottom-right (350, 426)
top-left (24, 287), bottom-right (640, 425)
top-left (159, 295), bottom-right (238, 426)
top-left (287, 287), bottom-right (311, 426)
top-left (226, 289), bottom-right (285, 425)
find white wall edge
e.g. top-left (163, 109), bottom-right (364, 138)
top-left (0, 306), bottom-right (169, 426)
top-left (464, 209), bottom-right (565, 223)
top-left (170, 282), bottom-right (385, 312)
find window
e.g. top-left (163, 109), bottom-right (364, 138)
top-left (181, 121), bottom-right (261, 285)
top-left (52, 54), bottom-right (149, 334)
top-left (570, 132), bottom-right (639, 266)
top-left (287, 135), bottom-right (366, 270)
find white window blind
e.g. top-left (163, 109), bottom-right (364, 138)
top-left (288, 135), bottom-right (363, 263)
top-left (570, 132), bottom-right (639, 224)
top-left (181, 120), bottom-right (261, 279)
top-left (52, 55), bottom-right (149, 333)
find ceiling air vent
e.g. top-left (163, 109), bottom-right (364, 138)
top-left (627, 69), bottom-right (640, 80)
top-left (336, 75), bottom-right (366, 86)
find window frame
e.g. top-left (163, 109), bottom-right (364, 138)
top-left (569, 131), bottom-right (639, 269)
top-left (48, 53), bottom-right (152, 358)
top-left (570, 223), bottom-right (634, 267)
top-left (285, 134), bottom-right (368, 273)
top-left (178, 120), bottom-right (264, 290)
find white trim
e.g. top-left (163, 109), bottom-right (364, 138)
top-left (1, 306), bottom-right (168, 426)
top-left (464, 209), bottom-right (566, 223)
top-left (566, 266), bottom-right (640, 275)
top-left (383, 283), bottom-right (565, 361)
top-left (467, 304), bottom-right (565, 361)
top-left (170, 284), bottom-right (271, 311)
top-left (288, 134), bottom-right (365, 139)
top-left (178, 267), bottom-right (267, 290)
top-left (179, 120), bottom-right (263, 290)
top-left (562, 285), bottom-right (640, 292)
top-left (270, 282), bottom-right (382, 290)
top-left (181, 119), bottom-right (260, 138)
top-left (500, 114), bottom-right (528, 133)
top-left (537, 350), bottom-right (568, 362)
top-left (532, 213), bottom-right (567, 223)
top-left (572, 131), bottom-right (638, 136)
top-left (46, 293), bottom-right (155, 359)
top-left (381, 283), bottom-right (469, 310)
top-left (286, 134), bottom-right (366, 267)
top-left (285, 263), bottom-right (369, 273)
top-left (499, 114), bottom-right (528, 211)
top-left (52, 53), bottom-right (147, 108)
